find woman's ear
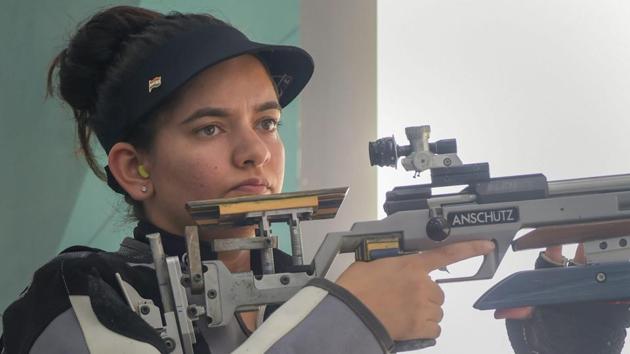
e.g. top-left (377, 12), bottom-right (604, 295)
top-left (108, 142), bottom-right (152, 200)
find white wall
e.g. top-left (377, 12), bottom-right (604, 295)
top-left (300, 0), bottom-right (377, 280)
top-left (379, 1), bottom-right (630, 353)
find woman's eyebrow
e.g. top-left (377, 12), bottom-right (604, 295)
top-left (180, 107), bottom-right (230, 125)
top-left (181, 101), bottom-right (282, 125)
top-left (256, 101), bottom-right (282, 112)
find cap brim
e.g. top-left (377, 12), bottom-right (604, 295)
top-left (251, 43), bottom-right (314, 107)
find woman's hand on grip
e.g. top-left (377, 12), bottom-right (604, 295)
top-left (336, 240), bottom-right (495, 341)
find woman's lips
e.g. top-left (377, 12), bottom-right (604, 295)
top-left (230, 184), bottom-right (270, 194)
top-left (227, 178), bottom-right (271, 196)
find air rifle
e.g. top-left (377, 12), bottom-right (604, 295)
top-left (368, 126), bottom-right (630, 311)
top-left (117, 125), bottom-right (630, 353)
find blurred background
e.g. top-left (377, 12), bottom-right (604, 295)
top-left (2, 0), bottom-right (630, 352)
top-left (378, 1), bottom-right (630, 352)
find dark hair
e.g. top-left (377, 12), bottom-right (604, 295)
top-left (46, 6), bottom-right (229, 219)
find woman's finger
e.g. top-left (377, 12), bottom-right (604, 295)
top-left (544, 245), bottom-right (563, 263)
top-left (418, 240), bottom-right (495, 272)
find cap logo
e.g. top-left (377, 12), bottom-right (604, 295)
top-left (148, 76), bottom-right (162, 93)
top-left (273, 74), bottom-right (293, 98)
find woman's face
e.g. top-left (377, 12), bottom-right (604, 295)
top-left (143, 54), bottom-right (285, 234)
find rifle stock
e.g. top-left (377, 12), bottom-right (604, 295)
top-left (513, 218), bottom-right (630, 251)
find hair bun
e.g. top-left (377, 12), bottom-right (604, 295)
top-left (52, 6), bottom-right (161, 112)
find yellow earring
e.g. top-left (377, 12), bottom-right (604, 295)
top-left (138, 165), bottom-right (150, 178)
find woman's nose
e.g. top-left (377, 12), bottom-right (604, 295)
top-left (232, 128), bottom-right (271, 168)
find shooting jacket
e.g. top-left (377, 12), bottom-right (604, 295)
top-left (1, 221), bottom-right (394, 354)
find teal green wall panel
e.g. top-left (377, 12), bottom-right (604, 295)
top-left (0, 0), bottom-right (140, 331)
top-left (57, 170), bottom-right (134, 251)
top-left (2, 0), bottom-right (301, 331)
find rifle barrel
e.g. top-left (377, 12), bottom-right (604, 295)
top-left (548, 174), bottom-right (630, 196)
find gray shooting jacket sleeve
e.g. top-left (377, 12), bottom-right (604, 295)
top-left (19, 279), bottom-right (393, 354)
top-left (17, 278), bottom-right (393, 354)
top-left (235, 278), bottom-right (394, 354)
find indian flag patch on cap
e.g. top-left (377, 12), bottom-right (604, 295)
top-left (148, 76), bottom-right (162, 93)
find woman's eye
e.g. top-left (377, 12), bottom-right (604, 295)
top-left (259, 118), bottom-right (281, 132)
top-left (197, 125), bottom-right (221, 137)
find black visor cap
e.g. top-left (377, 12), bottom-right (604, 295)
top-left (94, 23), bottom-right (314, 154)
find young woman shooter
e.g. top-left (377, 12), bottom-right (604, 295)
top-left (0, 6), bottom-right (492, 353)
